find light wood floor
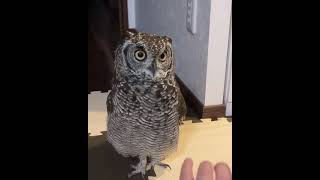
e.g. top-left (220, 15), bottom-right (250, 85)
top-left (88, 91), bottom-right (231, 180)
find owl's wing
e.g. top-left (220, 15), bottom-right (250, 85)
top-left (106, 90), bottom-right (114, 114)
top-left (176, 83), bottom-right (187, 125)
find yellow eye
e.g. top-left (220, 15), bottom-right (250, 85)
top-left (134, 50), bottom-right (146, 61)
top-left (159, 52), bottom-right (166, 62)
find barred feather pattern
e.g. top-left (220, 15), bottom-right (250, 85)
top-left (107, 77), bottom-right (180, 161)
top-left (106, 31), bottom-right (186, 164)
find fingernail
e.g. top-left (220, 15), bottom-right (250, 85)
top-left (196, 161), bottom-right (213, 180)
top-left (214, 162), bottom-right (232, 180)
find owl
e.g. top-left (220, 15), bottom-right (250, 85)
top-left (106, 29), bottom-right (187, 178)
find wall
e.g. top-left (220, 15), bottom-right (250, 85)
top-left (205, 0), bottom-right (232, 105)
top-left (134, 0), bottom-right (211, 104)
top-left (130, 0), bottom-right (232, 107)
top-left (127, 0), bottom-right (136, 28)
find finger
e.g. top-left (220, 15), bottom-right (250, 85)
top-left (180, 158), bottom-right (194, 180)
top-left (196, 161), bottom-right (214, 180)
top-left (214, 162), bottom-right (232, 180)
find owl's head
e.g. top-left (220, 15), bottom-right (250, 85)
top-left (114, 29), bottom-right (175, 82)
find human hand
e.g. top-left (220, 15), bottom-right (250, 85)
top-left (180, 158), bottom-right (231, 180)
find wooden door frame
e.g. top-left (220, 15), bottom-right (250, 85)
top-left (88, 0), bottom-right (128, 93)
top-left (118, 0), bottom-right (129, 37)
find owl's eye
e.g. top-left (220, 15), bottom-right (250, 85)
top-left (159, 52), bottom-right (166, 62)
top-left (134, 50), bottom-right (146, 61)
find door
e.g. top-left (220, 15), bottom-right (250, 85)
top-left (224, 18), bottom-right (232, 116)
top-left (88, 0), bottom-right (128, 93)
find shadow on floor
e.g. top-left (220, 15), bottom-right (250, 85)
top-left (88, 132), bottom-right (156, 180)
top-left (186, 105), bottom-right (205, 123)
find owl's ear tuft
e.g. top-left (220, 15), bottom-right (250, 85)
top-left (164, 36), bottom-right (172, 44)
top-left (124, 28), bottom-right (138, 39)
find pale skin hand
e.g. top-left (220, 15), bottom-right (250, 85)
top-left (180, 158), bottom-right (232, 180)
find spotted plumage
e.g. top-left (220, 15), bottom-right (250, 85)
top-left (106, 29), bottom-right (187, 178)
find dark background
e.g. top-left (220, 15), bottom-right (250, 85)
top-left (2, 1), bottom-right (317, 180)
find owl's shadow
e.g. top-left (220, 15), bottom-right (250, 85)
top-left (88, 132), bottom-right (156, 180)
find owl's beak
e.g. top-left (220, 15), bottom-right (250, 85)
top-left (148, 60), bottom-right (157, 77)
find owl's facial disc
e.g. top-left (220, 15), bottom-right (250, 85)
top-left (153, 45), bottom-right (173, 80)
top-left (122, 32), bottom-right (174, 81)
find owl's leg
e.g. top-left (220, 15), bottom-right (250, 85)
top-left (128, 155), bottom-right (147, 178)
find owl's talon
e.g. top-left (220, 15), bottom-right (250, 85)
top-left (157, 162), bottom-right (171, 170)
top-left (128, 170), bottom-right (146, 179)
top-left (128, 157), bottom-right (147, 178)
top-left (146, 161), bottom-right (171, 171)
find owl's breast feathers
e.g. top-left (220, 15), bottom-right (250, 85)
top-left (108, 77), bottom-right (186, 125)
top-left (107, 77), bottom-right (187, 158)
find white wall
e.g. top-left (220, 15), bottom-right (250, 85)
top-left (134, 0), bottom-right (211, 104)
top-left (127, 0), bottom-right (136, 28)
top-left (205, 0), bottom-right (232, 106)
top-left (130, 0), bottom-right (232, 107)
